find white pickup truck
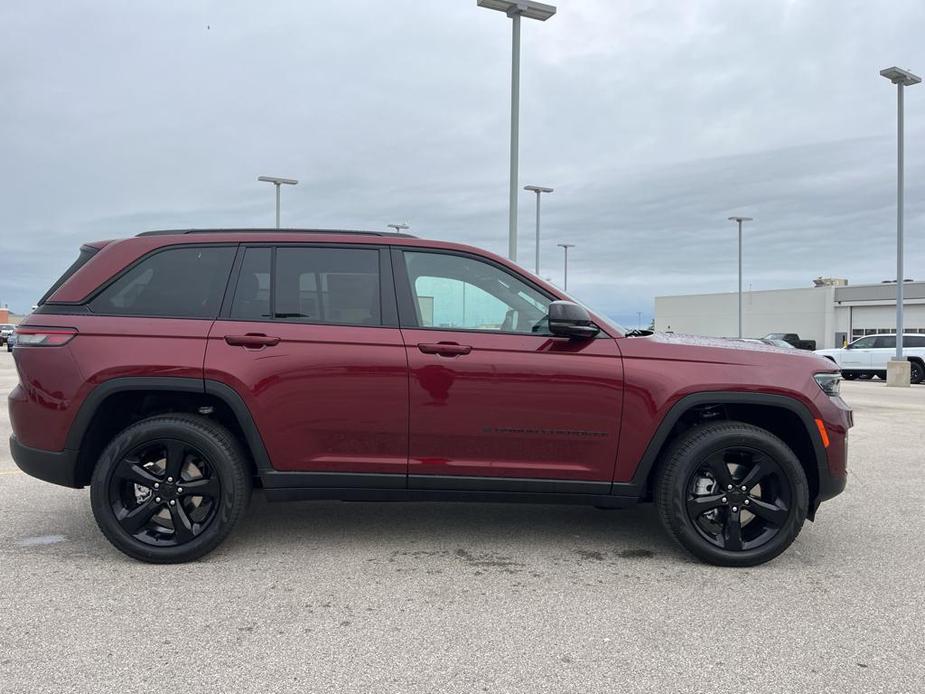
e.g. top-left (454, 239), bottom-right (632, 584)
top-left (815, 333), bottom-right (925, 384)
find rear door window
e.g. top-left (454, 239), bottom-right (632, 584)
top-left (873, 336), bottom-right (896, 349)
top-left (89, 246), bottom-right (235, 318)
top-left (273, 247), bottom-right (381, 326)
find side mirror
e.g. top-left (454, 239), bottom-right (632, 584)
top-left (547, 301), bottom-right (599, 340)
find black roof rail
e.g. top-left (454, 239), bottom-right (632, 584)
top-left (136, 228), bottom-right (417, 238)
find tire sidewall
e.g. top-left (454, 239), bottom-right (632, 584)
top-left (90, 416), bottom-right (249, 563)
top-left (658, 423), bottom-right (809, 567)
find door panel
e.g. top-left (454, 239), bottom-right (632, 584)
top-left (392, 248), bottom-right (624, 484)
top-left (841, 336), bottom-right (874, 369)
top-left (206, 321), bottom-right (408, 473)
top-left (401, 329), bottom-right (624, 482)
top-left (870, 336), bottom-right (895, 369)
top-left (203, 243), bottom-right (409, 475)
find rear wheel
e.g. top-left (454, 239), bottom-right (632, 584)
top-left (90, 414), bottom-right (251, 563)
top-left (655, 421), bottom-right (808, 567)
top-left (910, 361), bottom-right (924, 385)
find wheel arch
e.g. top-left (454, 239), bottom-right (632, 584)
top-left (629, 392), bottom-right (827, 518)
top-left (67, 377), bottom-right (272, 487)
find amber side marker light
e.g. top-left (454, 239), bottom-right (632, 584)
top-left (14, 327), bottom-right (78, 346)
top-left (814, 419), bottom-right (830, 448)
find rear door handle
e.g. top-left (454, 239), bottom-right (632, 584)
top-left (225, 333), bottom-right (280, 348)
top-left (418, 342), bottom-right (472, 357)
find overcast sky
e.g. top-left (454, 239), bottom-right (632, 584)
top-left (2, 0), bottom-right (925, 326)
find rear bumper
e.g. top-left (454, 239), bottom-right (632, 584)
top-left (9, 436), bottom-right (82, 488)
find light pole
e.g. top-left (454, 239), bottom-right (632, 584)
top-left (257, 176), bottom-right (298, 228)
top-left (478, 0), bottom-right (557, 262)
top-left (728, 216), bottom-right (753, 339)
top-left (557, 243), bottom-right (574, 291)
top-left (524, 185), bottom-right (553, 274)
top-left (881, 66), bottom-right (921, 385)
top-left (388, 223), bottom-right (410, 234)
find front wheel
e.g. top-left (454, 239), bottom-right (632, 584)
top-left (90, 414), bottom-right (251, 563)
top-left (655, 422), bottom-right (808, 567)
top-left (841, 371), bottom-right (858, 380)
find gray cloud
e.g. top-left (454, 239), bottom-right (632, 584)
top-left (2, 0), bottom-right (924, 327)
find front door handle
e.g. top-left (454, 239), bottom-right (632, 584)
top-left (225, 333), bottom-right (280, 348)
top-left (418, 342), bottom-right (472, 357)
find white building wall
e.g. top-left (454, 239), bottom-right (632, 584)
top-left (655, 286), bottom-right (836, 347)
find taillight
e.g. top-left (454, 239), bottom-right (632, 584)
top-left (15, 327), bottom-right (77, 346)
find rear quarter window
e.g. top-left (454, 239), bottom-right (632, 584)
top-left (89, 246), bottom-right (235, 318)
top-left (38, 245), bottom-right (99, 305)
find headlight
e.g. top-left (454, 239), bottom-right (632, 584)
top-left (814, 372), bottom-right (842, 396)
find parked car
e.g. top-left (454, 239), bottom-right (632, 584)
top-left (0, 324), bottom-right (15, 345)
top-left (8, 229), bottom-right (851, 566)
top-left (762, 333), bottom-right (816, 350)
top-left (815, 334), bottom-right (925, 384)
top-left (5, 332), bottom-right (15, 352)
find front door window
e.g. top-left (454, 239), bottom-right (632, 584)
top-left (402, 251), bottom-right (550, 334)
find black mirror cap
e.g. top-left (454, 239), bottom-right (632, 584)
top-left (547, 300), bottom-right (600, 340)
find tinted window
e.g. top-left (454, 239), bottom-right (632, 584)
top-left (90, 247), bottom-right (234, 318)
top-left (402, 251), bottom-right (550, 333)
top-left (230, 248), bottom-right (271, 320)
top-left (906, 335), bottom-right (925, 348)
top-left (39, 245), bottom-right (98, 305)
top-left (874, 336), bottom-right (896, 349)
top-left (274, 247), bottom-right (380, 325)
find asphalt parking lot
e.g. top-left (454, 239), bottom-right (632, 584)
top-left (1, 352), bottom-right (923, 693)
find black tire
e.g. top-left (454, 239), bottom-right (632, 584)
top-left (655, 421), bottom-right (809, 567)
top-left (90, 414), bottom-right (251, 563)
top-left (859, 373), bottom-right (873, 380)
top-left (841, 371), bottom-right (858, 380)
top-left (910, 361), bottom-right (924, 385)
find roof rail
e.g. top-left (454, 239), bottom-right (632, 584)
top-left (136, 228), bottom-right (417, 238)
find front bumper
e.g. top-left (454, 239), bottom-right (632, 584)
top-left (9, 435), bottom-right (82, 488)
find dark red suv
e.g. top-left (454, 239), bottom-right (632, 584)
top-left (9, 229), bottom-right (851, 565)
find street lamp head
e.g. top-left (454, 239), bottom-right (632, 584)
top-left (524, 185), bottom-right (554, 193)
top-left (387, 223), bottom-right (410, 232)
top-left (477, 0), bottom-right (556, 21)
top-left (728, 216), bottom-right (754, 222)
top-left (557, 243), bottom-right (574, 249)
top-left (880, 66), bottom-right (922, 87)
top-left (257, 176), bottom-right (298, 186)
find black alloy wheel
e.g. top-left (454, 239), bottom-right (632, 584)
top-left (108, 439), bottom-right (220, 547)
top-left (91, 414), bottom-right (250, 563)
top-left (910, 361), bottom-right (924, 385)
top-left (655, 421), bottom-right (808, 566)
top-left (684, 447), bottom-right (792, 552)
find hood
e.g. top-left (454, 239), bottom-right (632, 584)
top-left (620, 332), bottom-right (833, 368)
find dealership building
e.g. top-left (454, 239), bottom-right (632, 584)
top-left (654, 279), bottom-right (925, 349)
